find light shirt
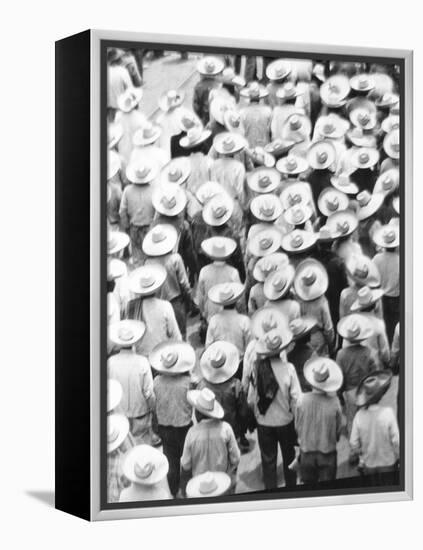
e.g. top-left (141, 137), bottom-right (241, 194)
top-left (153, 374), bottom-right (193, 427)
top-left (206, 309), bottom-right (252, 358)
top-left (343, 312), bottom-right (390, 369)
top-left (197, 262), bottom-right (241, 320)
top-left (372, 251), bottom-right (400, 297)
top-left (248, 282), bottom-right (266, 314)
top-left (339, 286), bottom-right (383, 320)
top-left (119, 183), bottom-right (155, 228)
top-left (240, 104), bottom-right (272, 148)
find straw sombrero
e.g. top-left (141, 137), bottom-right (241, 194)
top-left (201, 236), bottom-right (236, 260)
top-left (263, 264), bottom-right (296, 301)
top-left (346, 127), bottom-right (377, 148)
top-left (264, 139), bottom-right (296, 159)
top-left (108, 150), bottom-right (121, 180)
top-left (108, 122), bottom-right (123, 149)
top-left (160, 157), bottom-right (191, 186)
top-left (248, 226), bottom-right (282, 257)
top-left (375, 92), bottom-right (399, 109)
top-left (186, 472), bottom-right (231, 498)
top-left (223, 109), bottom-right (244, 134)
top-left (208, 282), bottom-right (244, 307)
top-left (122, 445), bottom-right (169, 485)
top-left (350, 286), bottom-right (385, 312)
top-left (289, 317), bottom-right (317, 341)
top-left (255, 328), bottom-right (293, 357)
top-left (197, 56), bottom-right (225, 76)
top-left (126, 159), bottom-right (159, 185)
top-left (345, 254), bottom-right (381, 288)
top-left (318, 188), bottom-right (349, 217)
top-left (294, 258), bottom-right (328, 302)
top-left (247, 168), bottom-right (280, 194)
top-left (317, 225), bottom-right (338, 243)
top-left (200, 341), bottom-right (239, 384)
top-left (281, 229), bottom-right (317, 254)
top-left (356, 190), bottom-right (384, 221)
top-left (210, 97), bottom-right (232, 126)
top-left (372, 224), bottom-right (400, 249)
top-left (108, 379), bottom-right (123, 413)
top-left (381, 114), bottom-right (400, 134)
top-left (326, 209), bottom-right (358, 238)
top-left (152, 184), bottom-right (187, 217)
top-left (392, 196), bottom-right (400, 215)
top-left (187, 388), bottom-right (224, 419)
top-left (178, 109), bottom-right (201, 132)
top-left (180, 125), bottom-right (212, 149)
top-left (276, 81), bottom-right (301, 101)
top-left (337, 313), bottom-right (374, 342)
top-left (196, 181), bottom-right (226, 205)
top-left (350, 147), bottom-right (380, 170)
top-left (107, 258), bottom-right (126, 281)
top-left (250, 194), bottom-right (283, 222)
top-left (266, 59), bottom-right (292, 82)
top-left (280, 183), bottom-right (310, 210)
top-left (107, 413), bottom-right (130, 453)
top-left (133, 123), bottom-right (162, 147)
top-left (307, 139), bottom-right (337, 170)
top-left (202, 194), bottom-right (234, 226)
top-left (221, 67), bottom-right (246, 88)
top-left (383, 128), bottom-right (400, 160)
top-left (117, 87), bottom-right (143, 113)
top-left (304, 358), bottom-right (343, 393)
top-left (330, 173), bottom-right (359, 195)
top-left (284, 204), bottom-right (313, 226)
top-left (315, 114), bottom-right (349, 139)
top-left (276, 154), bottom-right (309, 176)
top-left (252, 252), bottom-right (289, 282)
top-left (281, 113), bottom-right (312, 143)
top-left (213, 132), bottom-right (247, 156)
top-left (158, 89), bottom-right (184, 112)
top-left (356, 370), bottom-right (393, 407)
top-left (348, 98), bottom-right (377, 130)
top-left (251, 306), bottom-right (290, 339)
top-left (240, 81), bottom-right (269, 100)
top-left (128, 264), bottom-right (167, 296)
top-left (107, 231), bottom-right (130, 255)
top-left (350, 73), bottom-right (375, 93)
top-left (149, 341), bottom-right (196, 375)
top-left (320, 75), bottom-right (350, 107)
top-left (142, 224), bottom-right (178, 256)
top-left (248, 147), bottom-right (276, 168)
top-left (108, 319), bottom-right (146, 347)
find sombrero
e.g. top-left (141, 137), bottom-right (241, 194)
top-left (266, 59), bottom-right (292, 81)
top-left (108, 150), bottom-right (121, 180)
top-left (276, 154), bottom-right (309, 176)
top-left (202, 193), bottom-right (234, 226)
top-left (186, 472), bottom-right (231, 498)
top-left (263, 264), bottom-right (296, 301)
top-left (317, 225), bottom-right (338, 242)
top-left (289, 317), bottom-right (317, 341)
top-left (247, 168), bottom-right (280, 194)
top-left (208, 282), bottom-right (244, 307)
top-left (107, 258), bottom-right (126, 281)
top-left (201, 236), bottom-right (237, 260)
top-left (276, 81), bottom-right (301, 101)
top-left (383, 128), bottom-right (400, 160)
top-left (108, 122), bottom-right (123, 149)
top-left (152, 184), bottom-right (187, 217)
top-left (251, 306), bottom-right (290, 339)
top-left (107, 413), bottom-right (130, 453)
top-left (133, 123), bottom-right (162, 146)
top-left (160, 157), bottom-right (191, 186)
top-left (356, 370), bottom-right (393, 407)
top-left (122, 445), bottom-right (169, 485)
top-left (142, 224), bottom-right (178, 256)
top-left (221, 67), bottom-right (246, 88)
top-left (294, 258), bottom-right (328, 301)
top-left (346, 127), bottom-right (377, 148)
top-left (281, 229), bottom-right (317, 254)
top-left (108, 379), bottom-right (123, 413)
top-left (240, 81), bottom-right (269, 100)
top-left (392, 196), bottom-right (400, 215)
top-left (304, 358), bottom-right (343, 393)
top-left (117, 87), bottom-right (143, 113)
top-left (284, 204), bottom-right (313, 226)
top-left (350, 285), bottom-right (385, 312)
top-left (318, 187), bottom-right (349, 217)
top-left (248, 226), bottom-right (282, 257)
top-left (197, 56), bottom-right (225, 76)
top-left (315, 114), bottom-right (349, 139)
top-left (345, 254), bottom-right (381, 288)
top-left (374, 168), bottom-right (399, 196)
top-left (200, 341), bottom-right (239, 383)
top-left (108, 319), bottom-right (146, 347)
top-left (330, 173), bottom-right (359, 195)
top-left (348, 98), bottom-right (377, 130)
top-left (187, 388), bottom-right (224, 419)
top-left (326, 209), bottom-right (358, 238)
top-left (107, 231), bottom-right (130, 255)
top-left (126, 159), bottom-right (159, 185)
top-left (307, 139), bottom-right (337, 170)
top-left (250, 194), bottom-right (283, 222)
top-left (337, 313), bottom-right (374, 342)
top-left (320, 75), bottom-right (350, 107)
top-left (149, 341), bottom-right (196, 375)
top-left (128, 264), bottom-right (167, 296)
top-left (381, 114), bottom-right (400, 134)
top-left (180, 125), bottom-right (212, 149)
top-left (196, 181), bottom-right (226, 205)
top-left (213, 132), bottom-right (247, 156)
top-left (178, 109), bottom-right (201, 132)
top-left (372, 224), bottom-right (400, 249)
top-left (255, 328), bottom-right (293, 357)
top-left (375, 92), bottom-right (399, 109)
top-left (350, 147), bottom-right (380, 170)
top-left (248, 146), bottom-right (276, 168)
top-left (223, 109), bottom-right (244, 134)
top-left (252, 252), bottom-right (289, 282)
top-left (356, 190), bottom-right (384, 221)
top-left (281, 113), bottom-right (312, 143)
top-left (350, 73), bottom-right (375, 93)
top-left (264, 139), bottom-right (296, 159)
top-left (158, 89), bottom-right (185, 112)
top-left (280, 182), bottom-right (310, 210)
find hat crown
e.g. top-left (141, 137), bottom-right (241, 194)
top-left (317, 151), bottom-right (328, 164)
top-left (291, 207), bottom-right (305, 223)
top-left (199, 473), bottom-right (218, 494)
top-left (363, 376), bottom-right (379, 396)
top-left (259, 235), bottom-right (273, 250)
top-left (151, 228), bottom-right (167, 243)
top-left (168, 167), bottom-right (182, 182)
top-left (181, 115), bottom-right (196, 131)
top-left (134, 164), bottom-right (151, 179)
top-left (118, 327), bottom-right (135, 342)
top-left (108, 234), bottom-right (118, 252)
top-left (134, 460), bottom-right (154, 480)
top-left (212, 201), bottom-right (227, 219)
top-left (358, 151), bottom-right (370, 164)
top-left (219, 284), bottom-right (235, 301)
top-left (197, 388), bottom-right (216, 411)
top-left (288, 193), bottom-right (302, 206)
top-left (140, 272), bottom-right (155, 288)
top-left (358, 76), bottom-right (369, 88)
top-left (354, 263), bottom-right (369, 279)
top-left (323, 122), bottom-right (335, 134)
top-left (222, 136), bottom-right (236, 152)
top-left (383, 229), bottom-right (396, 244)
top-left (319, 225), bottom-right (332, 240)
top-left (336, 220), bottom-right (350, 235)
top-left (325, 194), bottom-right (339, 211)
top-left (357, 190), bottom-right (371, 207)
top-left (357, 286), bottom-right (373, 305)
top-left (290, 318), bottom-right (304, 336)
top-left (290, 232), bottom-right (304, 248)
top-left (337, 173), bottom-right (350, 187)
top-left (204, 60), bottom-right (216, 73)
top-left (211, 239), bottom-right (227, 256)
top-left (357, 111), bottom-right (370, 125)
top-left (302, 268), bottom-right (317, 287)
top-left (260, 259), bottom-right (276, 277)
top-left (286, 156), bottom-right (298, 170)
top-left (313, 363), bottom-right (330, 383)
top-left (289, 116), bottom-right (301, 130)
top-left (258, 175), bottom-right (271, 188)
top-left (161, 190), bottom-right (177, 209)
top-left (382, 175), bottom-right (393, 190)
top-left (210, 349), bottom-right (227, 369)
top-left (262, 314), bottom-right (277, 333)
top-left (346, 322), bottom-right (361, 339)
top-left (187, 126), bottom-right (203, 143)
top-left (142, 124), bottom-right (156, 139)
top-left (272, 274), bottom-right (287, 292)
top-left (264, 329), bottom-right (282, 350)
top-left (161, 350), bottom-right (178, 368)
top-left (259, 198), bottom-right (275, 216)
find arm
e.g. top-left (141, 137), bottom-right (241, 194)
top-left (119, 188), bottom-right (130, 231)
top-left (349, 414), bottom-right (361, 460)
top-left (205, 317), bottom-right (216, 349)
top-left (378, 326), bottom-right (391, 368)
top-left (165, 303), bottom-right (182, 341)
top-left (288, 366), bottom-right (302, 414)
top-left (142, 365), bottom-right (155, 411)
top-left (321, 298), bottom-right (335, 348)
top-left (226, 423), bottom-right (241, 471)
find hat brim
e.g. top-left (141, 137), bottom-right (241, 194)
top-left (350, 149), bottom-right (380, 170)
top-left (108, 320), bottom-right (146, 347)
top-left (201, 237), bottom-right (236, 260)
top-left (284, 205), bottom-right (313, 226)
top-left (208, 283), bottom-right (245, 306)
top-left (337, 314), bottom-right (374, 342)
top-left (117, 88), bottom-right (143, 113)
top-left (350, 288), bottom-right (385, 311)
top-left (128, 265), bottom-right (167, 296)
top-left (251, 306), bottom-right (290, 339)
top-left (276, 157), bottom-right (309, 175)
top-left (357, 194), bottom-right (384, 221)
top-left (294, 259), bottom-right (329, 302)
top-left (372, 232), bottom-right (400, 249)
top-left (158, 93), bottom-right (184, 113)
top-left (187, 390), bottom-right (225, 419)
top-left (252, 252), bottom-right (289, 282)
top-left (290, 318), bottom-right (317, 340)
top-left (326, 210), bottom-right (359, 238)
top-left (256, 337), bottom-right (292, 357)
top-left (307, 142), bottom-right (337, 170)
top-left (356, 370), bottom-right (393, 407)
top-left (318, 190), bottom-right (350, 217)
top-left (250, 198), bottom-right (283, 222)
top-left (303, 359), bottom-right (343, 393)
top-left (330, 176), bottom-right (359, 195)
top-left (108, 379), bottom-right (123, 412)
top-left (200, 342), bottom-right (239, 384)
top-left (142, 228), bottom-right (178, 256)
top-left (202, 200), bottom-right (234, 227)
top-left (186, 472), bottom-right (231, 498)
top-left (197, 58), bottom-right (225, 76)
top-left (180, 129), bottom-right (212, 149)
top-left (108, 231), bottom-right (130, 255)
top-left (263, 266), bottom-right (295, 301)
top-left (132, 129), bottom-right (162, 147)
top-left (347, 132), bottom-right (377, 148)
top-left (247, 169), bottom-right (280, 194)
top-left (107, 414), bottom-right (130, 453)
top-left (281, 231), bottom-right (317, 254)
top-left (122, 445), bottom-right (169, 485)
top-left (126, 165), bottom-right (159, 184)
top-left (248, 230), bottom-right (282, 258)
top-left (149, 341), bottom-right (196, 375)
top-left (152, 190), bottom-right (187, 217)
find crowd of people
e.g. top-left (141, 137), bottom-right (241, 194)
top-left (106, 48), bottom-right (401, 504)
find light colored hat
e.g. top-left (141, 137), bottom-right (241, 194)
top-left (263, 264), bottom-right (296, 301)
top-left (349, 105), bottom-right (377, 131)
top-left (197, 56), bottom-right (225, 76)
top-left (255, 328), bottom-right (293, 357)
top-left (240, 81), bottom-right (269, 100)
top-left (326, 209), bottom-right (358, 238)
top-left (383, 128), bottom-right (400, 160)
top-left (152, 184), bottom-right (187, 216)
top-left (202, 193), bottom-right (234, 226)
top-left (307, 140), bottom-right (337, 170)
top-left (200, 341), bottom-right (239, 384)
top-left (315, 114), bottom-right (349, 139)
top-left (356, 370), bottom-right (393, 407)
top-left (381, 114), bottom-right (400, 134)
top-left (350, 73), bottom-right (375, 93)
top-left (107, 231), bottom-right (130, 255)
top-left (122, 445), bottom-right (169, 485)
top-left (266, 59), bottom-right (292, 81)
top-left (375, 92), bottom-right (399, 108)
top-left (318, 188), bottom-right (349, 217)
top-left (108, 150), bottom-right (121, 180)
top-left (264, 139), bottom-right (296, 158)
top-left (158, 89), bottom-right (184, 112)
top-left (373, 224), bottom-right (400, 249)
top-left (330, 172), bottom-right (359, 195)
top-left (350, 147), bottom-right (380, 170)
top-left (250, 194), bottom-right (283, 222)
top-left (149, 341), bottom-right (196, 375)
top-left (133, 123), bottom-right (162, 146)
top-left (187, 388), bottom-right (224, 419)
top-left (126, 159), bottom-right (159, 184)
top-left (107, 413), bottom-right (130, 453)
top-left (129, 264), bottom-right (167, 296)
top-left (221, 67), bottom-right (246, 87)
top-left (284, 204), bottom-right (313, 226)
top-left (213, 132), bottom-right (247, 156)
top-left (317, 224), bottom-right (338, 242)
top-left (289, 317), bottom-right (317, 340)
top-left (201, 236), bottom-right (236, 260)
top-left (350, 285), bottom-right (385, 312)
top-left (390, 101), bottom-right (400, 116)
top-left (117, 87), bottom-right (143, 113)
top-left (178, 109), bottom-right (201, 132)
top-left (280, 183), bottom-right (310, 210)
top-left (108, 379), bottom-right (123, 412)
top-left (208, 282), bottom-right (244, 306)
top-left (337, 313), bottom-right (374, 342)
top-left (248, 147), bottom-right (276, 168)
top-left (253, 252), bottom-right (289, 282)
top-left (347, 127), bottom-right (376, 148)
top-left (304, 358), bottom-right (343, 393)
top-left (108, 319), bottom-right (146, 347)
top-left (276, 81), bottom-right (301, 100)
top-left (223, 109), bottom-right (244, 134)
top-left (276, 154), bottom-right (309, 176)
top-left (345, 254), bottom-right (381, 288)
top-left (108, 122), bottom-right (123, 149)
top-left (142, 224), bottom-right (178, 256)
top-left (282, 114), bottom-right (312, 143)
top-left (160, 157), bottom-right (191, 186)
top-left (107, 258), bottom-right (126, 281)
top-left (248, 226), bottom-right (282, 257)
top-left (196, 181), bottom-right (226, 205)
top-left (312, 63), bottom-right (326, 82)
top-left (392, 196), bottom-right (400, 215)
top-left (281, 229), bottom-right (317, 254)
top-left (247, 168), bottom-right (280, 194)
top-left (210, 97), bottom-right (232, 126)
top-left (186, 471), bottom-right (231, 498)
top-left (356, 190), bottom-right (384, 221)
top-left (294, 258), bottom-right (328, 301)
top-left (320, 75), bottom-right (350, 107)
top-left (180, 125), bottom-right (212, 148)
top-left (251, 306), bottom-right (290, 339)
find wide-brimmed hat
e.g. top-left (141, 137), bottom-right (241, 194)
top-left (160, 157), bottom-right (191, 186)
top-left (108, 379), bottom-right (123, 412)
top-left (383, 128), bottom-right (400, 160)
top-left (133, 123), bottom-right (162, 146)
top-left (107, 258), bottom-right (126, 281)
top-left (129, 264), bottom-right (167, 296)
top-left (210, 97), bottom-right (232, 125)
top-left (345, 254), bottom-right (381, 288)
top-left (276, 81), bottom-right (301, 101)
top-left (381, 114), bottom-right (400, 134)
top-left (330, 172), bottom-right (359, 195)
top-left (264, 139), bottom-right (296, 159)
top-left (318, 188), bottom-right (349, 217)
top-left (350, 147), bottom-right (380, 170)
top-left (250, 194), bottom-right (283, 222)
top-left (126, 159), bottom-right (159, 184)
top-left (109, 319), bottom-right (146, 347)
top-left (186, 471), bottom-right (231, 498)
top-left (253, 252), bottom-right (289, 282)
top-left (304, 358), bottom-right (343, 393)
top-left (255, 328), bottom-right (293, 357)
top-left (187, 388), bottom-right (224, 419)
top-left (158, 89), bottom-right (184, 112)
top-left (350, 285), bottom-right (385, 312)
top-left (240, 81), bottom-right (269, 100)
top-left (223, 109), bottom-right (244, 134)
top-left (346, 127), bottom-right (377, 148)
top-left (320, 75), bottom-right (350, 107)
top-left (248, 147), bottom-right (276, 168)
top-left (108, 122), bottom-right (123, 149)
top-left (221, 67), bottom-right (246, 87)
top-left (213, 132), bottom-right (247, 156)
top-left (315, 114), bottom-right (349, 139)
top-left (152, 184), bottom-right (187, 216)
top-left (317, 224), bottom-right (338, 242)
top-left (142, 224), bottom-right (178, 256)
top-left (284, 204), bottom-right (313, 226)
top-left (375, 92), bottom-right (399, 109)
top-left (107, 231), bottom-right (130, 255)
top-left (326, 209), bottom-right (358, 238)
top-left (289, 317), bottom-right (317, 341)
top-left (247, 168), bottom-right (280, 194)
top-left (122, 445), bottom-right (169, 485)
top-left (201, 236), bottom-right (236, 260)
top-left (108, 150), bottom-right (121, 180)
top-left (107, 413), bottom-right (130, 453)
top-left (348, 98), bottom-right (377, 130)
top-left (196, 181), bottom-right (226, 205)
top-left (337, 313), bottom-right (374, 342)
top-left (149, 341), bottom-right (196, 375)
top-left (266, 59), bottom-right (292, 81)
top-left (263, 264), bottom-right (296, 301)
top-left (350, 73), bottom-right (375, 93)
top-left (248, 226), bottom-right (282, 257)
top-left (178, 109), bottom-right (201, 132)
top-left (200, 341), bottom-right (239, 383)
top-left (280, 183), bottom-right (310, 210)
top-left (117, 87), bottom-right (143, 113)
top-left (294, 259), bottom-right (328, 302)
top-left (312, 62), bottom-right (326, 82)
top-left (372, 224), bottom-right (400, 249)
top-left (197, 56), bottom-right (225, 76)
top-left (251, 306), bottom-right (290, 339)
top-left (281, 229), bottom-right (317, 254)
top-left (307, 140), bottom-right (337, 170)
top-left (276, 154), bottom-right (309, 175)
top-left (202, 193), bottom-right (234, 226)
top-left (282, 114), bottom-right (312, 143)
top-left (208, 282), bottom-right (244, 306)
top-left (356, 370), bottom-right (393, 407)
top-left (180, 125), bottom-right (212, 149)
top-left (356, 190), bottom-right (384, 221)
top-left (392, 196), bottom-right (400, 215)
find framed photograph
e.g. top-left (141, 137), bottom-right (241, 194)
top-left (55, 30), bottom-right (413, 521)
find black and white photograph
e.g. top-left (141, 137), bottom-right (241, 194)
top-left (105, 44), bottom-right (403, 506)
